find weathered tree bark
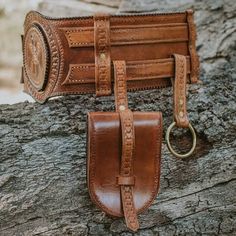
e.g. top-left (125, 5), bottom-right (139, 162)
top-left (0, 0), bottom-right (236, 235)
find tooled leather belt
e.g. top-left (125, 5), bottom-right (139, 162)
top-left (21, 9), bottom-right (200, 232)
top-left (21, 10), bottom-right (199, 103)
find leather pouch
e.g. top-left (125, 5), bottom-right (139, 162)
top-left (87, 111), bottom-right (162, 219)
top-left (87, 61), bottom-right (162, 231)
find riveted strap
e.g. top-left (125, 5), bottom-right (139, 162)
top-left (113, 61), bottom-right (128, 111)
top-left (94, 14), bottom-right (111, 96)
top-left (173, 54), bottom-right (189, 128)
top-left (113, 60), bottom-right (139, 232)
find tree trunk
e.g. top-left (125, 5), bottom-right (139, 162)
top-left (0, 0), bottom-right (236, 235)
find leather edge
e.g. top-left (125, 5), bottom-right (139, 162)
top-left (87, 111), bottom-right (163, 217)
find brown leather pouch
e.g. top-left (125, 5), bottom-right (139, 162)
top-left (87, 61), bottom-right (162, 231)
top-left (87, 111), bottom-right (162, 229)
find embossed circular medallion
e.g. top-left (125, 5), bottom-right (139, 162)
top-left (24, 25), bottom-right (49, 91)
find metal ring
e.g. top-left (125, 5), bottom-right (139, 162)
top-left (165, 122), bottom-right (196, 158)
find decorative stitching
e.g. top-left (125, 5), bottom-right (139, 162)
top-left (62, 58), bottom-right (191, 86)
top-left (119, 110), bottom-right (139, 231)
top-left (87, 112), bottom-right (162, 217)
top-left (23, 11), bottom-right (197, 101)
top-left (173, 54), bottom-right (189, 128)
top-left (23, 12), bottom-right (60, 103)
top-left (113, 61), bottom-right (128, 110)
top-left (94, 15), bottom-right (111, 95)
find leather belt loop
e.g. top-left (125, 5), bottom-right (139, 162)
top-left (94, 14), bottom-right (111, 96)
top-left (113, 61), bottom-right (128, 112)
top-left (113, 60), bottom-right (139, 232)
top-left (173, 54), bottom-right (189, 128)
top-left (117, 176), bottom-right (135, 186)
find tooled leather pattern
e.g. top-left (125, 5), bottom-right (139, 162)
top-left (173, 54), bottom-right (189, 128)
top-left (22, 11), bottom-right (199, 102)
top-left (23, 12), bottom-right (61, 103)
top-left (113, 61), bottom-right (128, 111)
top-left (94, 14), bottom-right (111, 96)
top-left (24, 25), bottom-right (49, 91)
top-left (64, 24), bottom-right (188, 48)
top-left (88, 111), bottom-right (162, 218)
top-left (113, 60), bottom-right (139, 231)
top-left (119, 110), bottom-right (139, 231)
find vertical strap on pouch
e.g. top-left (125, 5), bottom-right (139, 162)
top-left (113, 61), bottom-right (139, 232)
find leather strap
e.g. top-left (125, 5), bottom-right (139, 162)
top-left (119, 110), bottom-right (139, 232)
top-left (113, 61), bottom-right (128, 111)
top-left (113, 60), bottom-right (139, 231)
top-left (63, 57), bottom-right (191, 86)
top-left (64, 23), bottom-right (188, 48)
top-left (173, 54), bottom-right (189, 128)
top-left (117, 176), bottom-right (135, 186)
top-left (94, 14), bottom-right (111, 96)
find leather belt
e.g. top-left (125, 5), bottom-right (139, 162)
top-left (21, 10), bottom-right (199, 103)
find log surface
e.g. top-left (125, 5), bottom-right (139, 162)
top-left (0, 0), bottom-right (236, 235)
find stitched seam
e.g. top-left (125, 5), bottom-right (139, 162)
top-left (24, 13), bottom-right (61, 102)
top-left (119, 110), bottom-right (139, 229)
top-left (88, 112), bottom-right (162, 216)
top-left (88, 115), bottom-right (122, 217)
top-left (67, 38), bottom-right (188, 47)
top-left (136, 112), bottom-right (162, 213)
top-left (174, 54), bottom-right (188, 126)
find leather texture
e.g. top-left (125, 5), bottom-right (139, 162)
top-left (21, 9), bottom-right (198, 231)
top-left (87, 60), bottom-right (163, 231)
top-left (94, 14), bottom-right (111, 96)
top-left (172, 54), bottom-right (189, 128)
top-left (113, 60), bottom-right (139, 231)
top-left (113, 61), bottom-right (128, 110)
top-left (87, 111), bottom-right (162, 227)
top-left (87, 61), bottom-right (162, 231)
top-left (21, 10), bottom-right (199, 103)
top-left (119, 109), bottom-right (139, 231)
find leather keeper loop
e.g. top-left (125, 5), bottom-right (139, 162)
top-left (94, 14), bottom-right (111, 96)
top-left (117, 176), bottom-right (135, 186)
top-left (113, 60), bottom-right (128, 112)
top-left (173, 54), bottom-right (189, 128)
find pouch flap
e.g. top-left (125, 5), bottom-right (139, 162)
top-left (87, 111), bottom-right (162, 217)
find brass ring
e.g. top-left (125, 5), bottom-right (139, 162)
top-left (166, 122), bottom-right (196, 158)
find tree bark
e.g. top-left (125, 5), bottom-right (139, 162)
top-left (0, 0), bottom-right (236, 235)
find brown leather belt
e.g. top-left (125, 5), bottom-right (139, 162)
top-left (21, 10), bottom-right (199, 103)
